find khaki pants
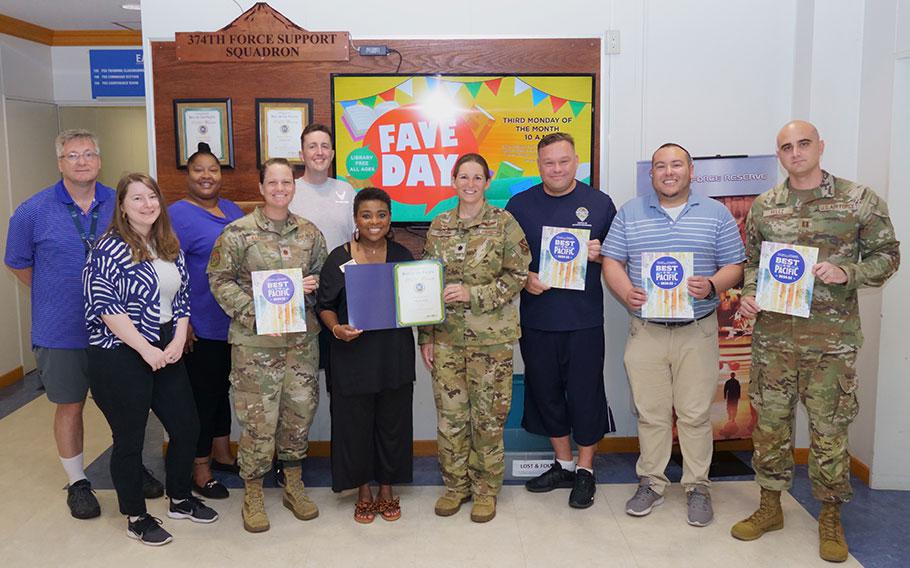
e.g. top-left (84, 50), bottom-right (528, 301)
top-left (624, 315), bottom-right (719, 494)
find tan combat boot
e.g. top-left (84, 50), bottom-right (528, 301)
top-left (242, 478), bottom-right (270, 533)
top-left (470, 494), bottom-right (496, 523)
top-left (731, 488), bottom-right (783, 540)
top-left (434, 491), bottom-right (470, 517)
top-left (818, 502), bottom-right (848, 562)
top-left (282, 465), bottom-right (319, 520)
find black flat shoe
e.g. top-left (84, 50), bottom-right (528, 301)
top-left (192, 478), bottom-right (229, 499)
top-left (210, 460), bottom-right (240, 475)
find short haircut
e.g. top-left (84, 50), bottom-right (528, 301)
top-left (452, 153), bottom-right (492, 181)
top-left (353, 187), bottom-right (392, 216)
top-left (652, 142), bottom-right (692, 164)
top-left (55, 129), bottom-right (99, 157)
top-left (537, 132), bottom-right (575, 153)
top-left (260, 158), bottom-right (293, 183)
top-left (300, 123), bottom-right (333, 146)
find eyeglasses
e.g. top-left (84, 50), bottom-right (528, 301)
top-left (59, 151), bottom-right (100, 163)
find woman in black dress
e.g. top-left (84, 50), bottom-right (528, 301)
top-left (317, 187), bottom-right (415, 524)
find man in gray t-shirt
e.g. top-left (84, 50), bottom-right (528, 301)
top-left (288, 123), bottom-right (355, 251)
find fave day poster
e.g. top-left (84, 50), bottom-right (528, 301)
top-left (332, 74), bottom-right (594, 222)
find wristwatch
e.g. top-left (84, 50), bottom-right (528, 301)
top-left (705, 279), bottom-right (717, 300)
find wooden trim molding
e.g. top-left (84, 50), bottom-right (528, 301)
top-left (0, 14), bottom-right (140, 46)
top-left (0, 13), bottom-right (54, 45)
top-left (0, 366), bottom-right (24, 388)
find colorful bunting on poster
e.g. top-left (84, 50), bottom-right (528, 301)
top-left (444, 81), bottom-right (463, 97)
top-left (398, 78), bottom-right (413, 96)
top-left (340, 99), bottom-right (358, 108)
top-left (379, 88), bottom-right (396, 101)
top-left (361, 95), bottom-right (377, 108)
top-left (465, 81), bottom-right (482, 98)
top-left (514, 78), bottom-right (531, 95)
top-left (569, 100), bottom-right (586, 117)
top-left (426, 76), bottom-right (439, 91)
top-left (531, 88), bottom-right (548, 106)
top-left (484, 78), bottom-right (502, 95)
top-left (550, 96), bottom-right (567, 113)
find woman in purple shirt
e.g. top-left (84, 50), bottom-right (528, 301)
top-left (169, 143), bottom-right (245, 499)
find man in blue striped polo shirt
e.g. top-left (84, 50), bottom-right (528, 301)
top-left (602, 143), bottom-right (744, 527)
top-left (5, 129), bottom-right (161, 519)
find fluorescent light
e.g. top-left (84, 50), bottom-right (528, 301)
top-left (122, 3), bottom-right (141, 10)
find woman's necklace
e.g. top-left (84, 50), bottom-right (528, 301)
top-left (356, 240), bottom-right (385, 260)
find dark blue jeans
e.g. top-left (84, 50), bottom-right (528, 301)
top-left (88, 322), bottom-right (200, 516)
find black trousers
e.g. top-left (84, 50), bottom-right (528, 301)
top-left (330, 382), bottom-right (413, 492)
top-left (88, 323), bottom-right (200, 516)
top-left (183, 338), bottom-right (232, 457)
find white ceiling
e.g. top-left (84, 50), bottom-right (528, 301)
top-left (0, 0), bottom-right (142, 31)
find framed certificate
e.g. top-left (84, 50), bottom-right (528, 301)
top-left (255, 98), bottom-right (314, 166)
top-left (173, 98), bottom-right (234, 168)
top-left (394, 261), bottom-right (444, 327)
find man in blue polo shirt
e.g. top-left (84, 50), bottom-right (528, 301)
top-left (506, 132), bottom-right (617, 509)
top-left (602, 143), bottom-right (744, 527)
top-left (5, 129), bottom-right (161, 519)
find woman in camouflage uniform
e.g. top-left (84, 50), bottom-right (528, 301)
top-left (419, 153), bottom-right (531, 523)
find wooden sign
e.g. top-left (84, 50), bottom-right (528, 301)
top-left (176, 2), bottom-right (349, 63)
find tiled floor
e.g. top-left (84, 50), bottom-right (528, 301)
top-left (2, 373), bottom-right (907, 567)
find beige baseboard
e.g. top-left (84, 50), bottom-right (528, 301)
top-left (170, 435), bottom-right (871, 486)
top-left (0, 366), bottom-right (24, 388)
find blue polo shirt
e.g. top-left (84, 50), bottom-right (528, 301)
top-left (506, 181), bottom-right (616, 331)
top-left (601, 191), bottom-right (745, 319)
top-left (4, 180), bottom-right (115, 349)
top-left (169, 198), bottom-right (245, 341)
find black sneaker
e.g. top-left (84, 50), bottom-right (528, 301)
top-left (168, 495), bottom-right (219, 523)
top-left (127, 514), bottom-right (172, 546)
top-left (568, 468), bottom-right (596, 509)
top-left (143, 467), bottom-right (164, 499)
top-left (274, 460), bottom-right (286, 488)
top-left (193, 478), bottom-right (229, 499)
top-left (525, 461), bottom-right (576, 493)
top-left (66, 479), bottom-right (101, 519)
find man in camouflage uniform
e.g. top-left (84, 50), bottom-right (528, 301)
top-left (208, 161), bottom-right (328, 532)
top-left (732, 121), bottom-right (899, 562)
top-left (419, 184), bottom-right (530, 523)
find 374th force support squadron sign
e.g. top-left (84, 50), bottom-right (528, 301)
top-left (175, 2), bottom-right (350, 63)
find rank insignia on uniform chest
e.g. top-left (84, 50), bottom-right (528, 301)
top-left (800, 219), bottom-right (812, 230)
top-left (455, 243), bottom-right (466, 254)
top-left (280, 246), bottom-right (291, 259)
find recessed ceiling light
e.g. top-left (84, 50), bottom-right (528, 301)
top-left (122, 3), bottom-right (141, 10)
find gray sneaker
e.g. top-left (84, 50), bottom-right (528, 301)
top-left (625, 478), bottom-right (664, 517)
top-left (686, 485), bottom-right (713, 527)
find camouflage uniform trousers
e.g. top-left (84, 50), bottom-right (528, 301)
top-left (230, 340), bottom-right (319, 480)
top-left (431, 342), bottom-right (514, 497)
top-left (749, 343), bottom-right (859, 502)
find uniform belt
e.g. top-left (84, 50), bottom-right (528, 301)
top-left (642, 310), bottom-right (716, 328)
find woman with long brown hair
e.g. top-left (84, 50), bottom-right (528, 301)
top-left (84, 173), bottom-right (218, 546)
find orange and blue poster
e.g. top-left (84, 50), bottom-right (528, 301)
top-left (332, 74), bottom-right (594, 222)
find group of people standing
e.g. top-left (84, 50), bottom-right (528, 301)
top-left (5, 119), bottom-right (899, 563)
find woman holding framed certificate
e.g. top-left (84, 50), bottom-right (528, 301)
top-left (418, 153), bottom-right (531, 523)
top-left (316, 187), bottom-right (416, 524)
top-left (169, 143), bottom-right (245, 499)
top-left (208, 158), bottom-right (327, 533)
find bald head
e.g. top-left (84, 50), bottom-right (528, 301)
top-left (775, 120), bottom-right (824, 184)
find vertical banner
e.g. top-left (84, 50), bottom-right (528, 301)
top-left (332, 74), bottom-right (595, 223)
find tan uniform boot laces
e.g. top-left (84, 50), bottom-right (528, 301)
top-left (819, 502), bottom-right (848, 563)
top-left (242, 478), bottom-right (269, 533)
top-left (731, 488), bottom-right (783, 541)
top-left (282, 465), bottom-right (319, 521)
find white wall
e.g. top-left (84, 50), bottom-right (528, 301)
top-left (0, 34), bottom-right (58, 376)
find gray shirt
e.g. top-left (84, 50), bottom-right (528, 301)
top-left (289, 177), bottom-right (356, 252)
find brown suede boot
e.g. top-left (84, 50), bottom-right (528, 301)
top-left (818, 502), bottom-right (848, 562)
top-left (470, 494), bottom-right (496, 523)
top-left (434, 491), bottom-right (470, 517)
top-left (242, 478), bottom-right (269, 533)
top-left (282, 465), bottom-right (319, 521)
top-left (731, 488), bottom-right (783, 540)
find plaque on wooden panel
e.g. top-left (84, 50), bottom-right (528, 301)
top-left (173, 98), bottom-right (234, 168)
top-left (255, 98), bottom-right (314, 166)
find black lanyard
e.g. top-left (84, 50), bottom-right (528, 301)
top-left (65, 202), bottom-right (100, 256)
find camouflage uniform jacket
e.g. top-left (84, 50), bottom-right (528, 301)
top-left (743, 171), bottom-right (900, 353)
top-left (208, 207), bottom-right (327, 348)
top-left (418, 202), bottom-right (531, 347)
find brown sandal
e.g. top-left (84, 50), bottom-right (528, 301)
top-left (376, 497), bottom-right (401, 522)
top-left (354, 500), bottom-right (375, 524)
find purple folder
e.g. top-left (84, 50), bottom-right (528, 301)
top-left (344, 262), bottom-right (399, 330)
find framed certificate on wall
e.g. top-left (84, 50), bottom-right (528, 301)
top-left (173, 98), bottom-right (234, 168)
top-left (255, 98), bottom-right (314, 166)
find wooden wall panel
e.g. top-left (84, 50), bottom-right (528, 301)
top-left (152, 38), bottom-right (601, 204)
